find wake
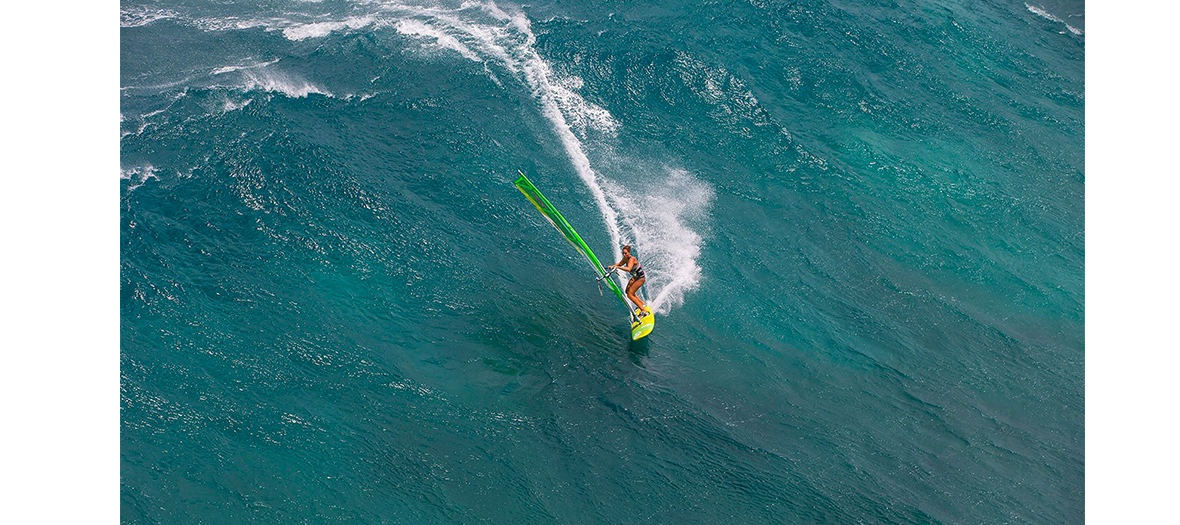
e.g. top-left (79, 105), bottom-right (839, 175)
top-left (373, 1), bottom-right (713, 313)
top-left (145, 0), bottom-right (715, 313)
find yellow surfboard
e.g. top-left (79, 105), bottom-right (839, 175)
top-left (631, 308), bottom-right (655, 341)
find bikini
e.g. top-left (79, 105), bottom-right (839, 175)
top-left (628, 258), bottom-right (645, 280)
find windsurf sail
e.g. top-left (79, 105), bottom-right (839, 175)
top-left (514, 171), bottom-right (630, 312)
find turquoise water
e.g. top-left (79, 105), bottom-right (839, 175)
top-left (121, 0), bottom-right (1084, 522)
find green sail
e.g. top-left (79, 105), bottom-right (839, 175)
top-left (514, 172), bottom-right (630, 310)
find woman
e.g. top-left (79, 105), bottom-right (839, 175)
top-left (608, 244), bottom-right (649, 315)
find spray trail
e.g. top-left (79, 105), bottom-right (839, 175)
top-left (274, 0), bottom-right (714, 312)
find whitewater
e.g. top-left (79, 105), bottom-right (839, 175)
top-left (123, 0), bottom-right (714, 314)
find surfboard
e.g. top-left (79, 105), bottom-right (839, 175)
top-left (631, 308), bottom-right (655, 341)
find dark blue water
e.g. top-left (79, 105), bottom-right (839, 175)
top-left (121, 0), bottom-right (1084, 522)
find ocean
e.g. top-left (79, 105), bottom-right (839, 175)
top-left (120, 0), bottom-right (1084, 522)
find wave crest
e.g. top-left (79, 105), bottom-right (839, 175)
top-left (1025, 3), bottom-right (1083, 35)
top-left (121, 6), bottom-right (178, 28)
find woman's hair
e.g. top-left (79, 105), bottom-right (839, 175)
top-left (622, 244), bottom-right (632, 252)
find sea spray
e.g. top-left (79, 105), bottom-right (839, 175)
top-left (386, 0), bottom-right (713, 312)
top-left (120, 0), bottom-right (716, 314)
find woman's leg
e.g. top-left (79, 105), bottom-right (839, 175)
top-left (626, 277), bottom-right (647, 312)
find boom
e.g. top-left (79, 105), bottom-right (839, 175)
top-left (514, 172), bottom-right (630, 310)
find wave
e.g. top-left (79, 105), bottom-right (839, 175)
top-left (121, 164), bottom-right (159, 192)
top-left (235, 70), bottom-right (333, 98)
top-left (218, 95), bottom-right (254, 113)
top-left (124, 0), bottom-right (713, 313)
top-left (120, 113), bottom-right (156, 139)
top-left (121, 89), bottom-right (191, 138)
top-left (386, 1), bottom-right (711, 312)
top-left (123, 58), bottom-right (329, 99)
top-left (1024, 3), bottom-right (1083, 35)
top-left (191, 16), bottom-right (281, 33)
top-left (395, 19), bottom-right (483, 62)
top-left (120, 6), bottom-right (179, 28)
top-left (369, 1), bottom-right (711, 311)
top-left (211, 58), bottom-right (281, 76)
top-left (282, 16), bottom-right (379, 41)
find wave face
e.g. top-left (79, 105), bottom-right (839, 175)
top-left (122, 0), bottom-right (1084, 523)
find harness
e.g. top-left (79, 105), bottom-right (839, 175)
top-left (628, 258), bottom-right (645, 279)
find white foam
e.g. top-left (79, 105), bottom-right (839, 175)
top-left (121, 76), bottom-right (198, 93)
top-left (121, 106), bottom-right (172, 139)
top-left (121, 6), bottom-right (178, 27)
top-left (237, 70), bottom-right (332, 98)
top-left (602, 168), bottom-right (714, 312)
top-left (121, 165), bottom-right (159, 191)
top-left (212, 58), bottom-right (281, 76)
top-left (550, 73), bottom-right (618, 136)
top-left (379, 1), bottom-right (707, 311)
top-left (120, 123), bottom-right (146, 140)
top-left (343, 92), bottom-right (380, 101)
top-left (193, 16), bottom-right (279, 32)
top-left (221, 97), bottom-right (253, 113)
top-left (153, 0), bottom-right (711, 312)
top-left (283, 16), bottom-right (378, 40)
top-left (1025, 3), bottom-right (1083, 35)
top-left (395, 19), bottom-right (483, 62)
